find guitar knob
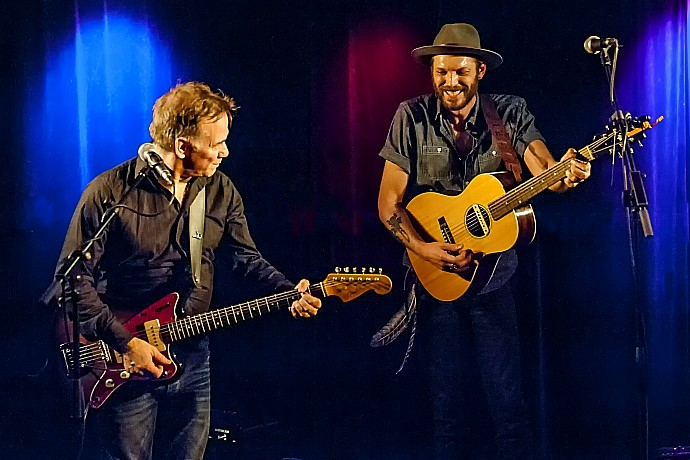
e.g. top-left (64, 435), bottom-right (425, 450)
top-left (105, 379), bottom-right (115, 388)
top-left (120, 370), bottom-right (131, 379)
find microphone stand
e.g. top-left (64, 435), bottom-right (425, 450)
top-left (44, 167), bottom-right (154, 459)
top-left (598, 43), bottom-right (653, 460)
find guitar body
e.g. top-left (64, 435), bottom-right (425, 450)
top-left (58, 293), bottom-right (182, 410)
top-left (406, 172), bottom-right (536, 301)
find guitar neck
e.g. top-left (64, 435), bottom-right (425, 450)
top-left (165, 282), bottom-right (326, 342)
top-left (488, 133), bottom-right (610, 219)
top-left (489, 159), bottom-right (572, 219)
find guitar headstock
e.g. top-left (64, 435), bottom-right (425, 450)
top-left (625, 115), bottom-right (664, 141)
top-left (322, 267), bottom-right (393, 302)
top-left (583, 114), bottom-right (663, 161)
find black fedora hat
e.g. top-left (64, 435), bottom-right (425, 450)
top-left (411, 23), bottom-right (503, 69)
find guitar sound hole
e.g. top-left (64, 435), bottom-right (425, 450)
top-left (465, 205), bottom-right (491, 238)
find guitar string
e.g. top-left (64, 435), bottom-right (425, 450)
top-left (71, 278), bottom-right (389, 366)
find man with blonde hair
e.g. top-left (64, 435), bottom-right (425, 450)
top-left (52, 81), bottom-right (321, 459)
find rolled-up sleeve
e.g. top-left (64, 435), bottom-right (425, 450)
top-left (513, 98), bottom-right (546, 157)
top-left (379, 103), bottom-right (415, 173)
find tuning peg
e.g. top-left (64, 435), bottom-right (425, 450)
top-left (378, 268), bottom-right (383, 274)
top-left (335, 267), bottom-right (341, 273)
top-left (344, 267), bottom-right (350, 273)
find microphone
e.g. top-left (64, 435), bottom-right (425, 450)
top-left (137, 143), bottom-right (174, 187)
top-left (584, 35), bottom-right (618, 54)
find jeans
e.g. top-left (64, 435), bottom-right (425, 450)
top-left (418, 283), bottom-right (534, 460)
top-left (80, 339), bottom-right (211, 460)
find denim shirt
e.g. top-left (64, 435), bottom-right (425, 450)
top-left (379, 93), bottom-right (546, 293)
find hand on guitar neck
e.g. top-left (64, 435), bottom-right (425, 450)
top-left (540, 146), bottom-right (591, 192)
top-left (288, 278), bottom-right (323, 318)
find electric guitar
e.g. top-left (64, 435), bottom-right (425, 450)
top-left (58, 269), bottom-right (392, 411)
top-left (406, 115), bottom-right (663, 301)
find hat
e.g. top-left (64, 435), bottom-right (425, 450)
top-left (411, 23), bottom-right (503, 69)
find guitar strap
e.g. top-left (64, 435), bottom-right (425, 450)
top-left (189, 186), bottom-right (206, 289)
top-left (480, 94), bottom-right (523, 184)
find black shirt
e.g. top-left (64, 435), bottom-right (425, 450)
top-left (379, 93), bottom-right (545, 293)
top-left (54, 157), bottom-right (293, 352)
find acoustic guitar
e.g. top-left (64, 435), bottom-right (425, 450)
top-left (406, 116), bottom-right (662, 301)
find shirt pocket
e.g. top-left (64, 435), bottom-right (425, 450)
top-left (478, 148), bottom-right (502, 173)
top-left (419, 145), bottom-right (453, 181)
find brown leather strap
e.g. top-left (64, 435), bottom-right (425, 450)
top-left (481, 94), bottom-right (523, 183)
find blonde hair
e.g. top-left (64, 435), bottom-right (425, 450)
top-left (149, 82), bottom-right (237, 151)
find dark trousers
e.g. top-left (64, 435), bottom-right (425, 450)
top-left (418, 283), bottom-right (534, 460)
top-left (80, 340), bottom-right (211, 460)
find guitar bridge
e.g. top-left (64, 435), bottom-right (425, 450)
top-left (438, 217), bottom-right (456, 244)
top-left (60, 340), bottom-right (110, 377)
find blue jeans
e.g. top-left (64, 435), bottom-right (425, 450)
top-left (80, 340), bottom-right (211, 460)
top-left (418, 283), bottom-right (534, 460)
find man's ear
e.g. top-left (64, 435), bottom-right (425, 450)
top-left (478, 62), bottom-right (487, 80)
top-left (175, 138), bottom-right (189, 159)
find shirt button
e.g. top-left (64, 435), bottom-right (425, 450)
top-left (492, 150), bottom-right (497, 156)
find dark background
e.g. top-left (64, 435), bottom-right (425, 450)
top-left (1, 0), bottom-right (687, 459)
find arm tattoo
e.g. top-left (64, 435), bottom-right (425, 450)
top-left (386, 213), bottom-right (411, 244)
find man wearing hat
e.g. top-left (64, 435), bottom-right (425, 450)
top-left (376, 23), bottom-right (591, 458)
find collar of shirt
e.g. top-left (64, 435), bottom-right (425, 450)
top-left (433, 92), bottom-right (482, 138)
top-left (134, 156), bottom-right (211, 207)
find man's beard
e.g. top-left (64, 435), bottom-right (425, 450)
top-left (434, 77), bottom-right (480, 112)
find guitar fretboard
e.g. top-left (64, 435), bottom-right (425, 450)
top-left (165, 282), bottom-right (327, 342)
top-left (488, 132), bottom-right (610, 220)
